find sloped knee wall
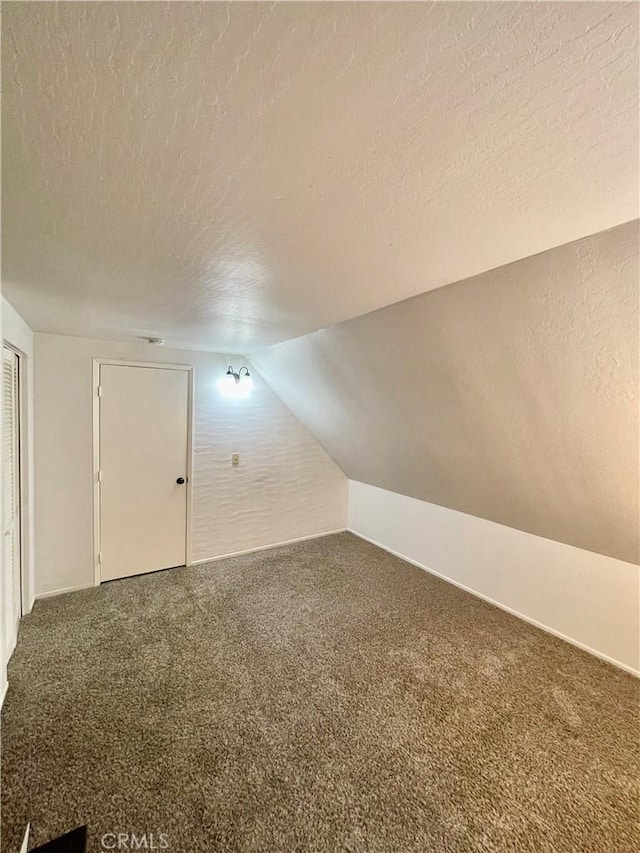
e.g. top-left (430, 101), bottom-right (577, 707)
top-left (251, 221), bottom-right (639, 565)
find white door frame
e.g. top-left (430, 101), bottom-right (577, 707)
top-left (2, 342), bottom-right (25, 623)
top-left (92, 359), bottom-right (194, 586)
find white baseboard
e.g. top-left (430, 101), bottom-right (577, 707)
top-left (349, 527), bottom-right (639, 678)
top-left (191, 528), bottom-right (347, 566)
top-left (33, 532), bottom-right (347, 596)
top-left (34, 582), bottom-right (95, 601)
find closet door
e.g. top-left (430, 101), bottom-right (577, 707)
top-left (3, 346), bottom-right (22, 658)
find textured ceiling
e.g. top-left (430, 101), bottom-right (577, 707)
top-left (2, 1), bottom-right (638, 351)
top-left (251, 221), bottom-right (640, 564)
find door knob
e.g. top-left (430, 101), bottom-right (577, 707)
top-left (176, 477), bottom-right (185, 485)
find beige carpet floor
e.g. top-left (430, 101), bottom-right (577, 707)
top-left (1, 532), bottom-right (638, 852)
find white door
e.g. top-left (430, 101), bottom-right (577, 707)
top-left (3, 346), bottom-right (22, 658)
top-left (99, 364), bottom-right (190, 582)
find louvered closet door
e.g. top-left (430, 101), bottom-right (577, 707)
top-left (3, 346), bottom-right (21, 658)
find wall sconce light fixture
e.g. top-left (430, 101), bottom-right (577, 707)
top-left (217, 365), bottom-right (254, 399)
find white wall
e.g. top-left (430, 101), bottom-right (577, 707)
top-left (252, 222), bottom-right (639, 565)
top-left (349, 481), bottom-right (640, 675)
top-left (34, 333), bottom-right (347, 596)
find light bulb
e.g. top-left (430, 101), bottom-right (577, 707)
top-left (237, 375), bottom-right (254, 398)
top-left (216, 371), bottom-right (253, 399)
top-left (216, 373), bottom-right (238, 397)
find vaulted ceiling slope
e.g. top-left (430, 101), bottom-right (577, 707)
top-left (2, 2), bottom-right (638, 351)
top-left (251, 221), bottom-right (640, 564)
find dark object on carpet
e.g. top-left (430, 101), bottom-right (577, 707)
top-left (1, 533), bottom-right (638, 851)
top-left (31, 826), bottom-right (87, 852)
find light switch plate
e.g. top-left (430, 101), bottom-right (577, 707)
top-left (231, 453), bottom-right (240, 467)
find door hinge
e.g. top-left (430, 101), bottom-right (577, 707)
top-left (97, 386), bottom-right (103, 398)
top-left (97, 470), bottom-right (102, 483)
top-left (98, 551), bottom-right (102, 564)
